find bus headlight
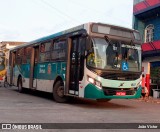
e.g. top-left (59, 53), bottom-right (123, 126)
top-left (87, 76), bottom-right (102, 89)
top-left (88, 77), bottom-right (95, 84)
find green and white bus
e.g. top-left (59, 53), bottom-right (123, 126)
top-left (7, 22), bottom-right (142, 102)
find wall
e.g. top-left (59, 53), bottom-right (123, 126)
top-left (133, 0), bottom-right (144, 5)
top-left (133, 17), bottom-right (145, 42)
top-left (142, 62), bottom-right (150, 75)
top-left (145, 16), bottom-right (160, 41)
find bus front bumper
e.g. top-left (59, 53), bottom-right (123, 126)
top-left (84, 83), bottom-right (142, 99)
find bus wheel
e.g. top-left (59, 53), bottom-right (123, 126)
top-left (18, 78), bottom-right (23, 93)
top-left (53, 81), bottom-right (68, 103)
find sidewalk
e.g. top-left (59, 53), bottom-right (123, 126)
top-left (137, 96), bottom-right (160, 104)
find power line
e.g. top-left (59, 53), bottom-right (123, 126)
top-left (37, 0), bottom-right (80, 24)
top-left (32, 0), bottom-right (80, 32)
top-left (33, 0), bottom-right (131, 29)
top-left (37, 0), bottom-right (104, 24)
top-left (69, 0), bottom-right (132, 26)
top-left (56, 0), bottom-right (104, 22)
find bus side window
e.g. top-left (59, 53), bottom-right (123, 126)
top-left (12, 52), bottom-right (16, 67)
top-left (26, 47), bottom-right (32, 63)
top-left (35, 46), bottom-right (39, 63)
top-left (39, 41), bottom-right (51, 62)
top-left (79, 37), bottom-right (86, 56)
top-left (51, 40), bottom-right (66, 61)
top-left (40, 44), bottom-right (45, 53)
top-left (22, 48), bottom-right (27, 64)
top-left (79, 37), bottom-right (86, 81)
top-left (9, 52), bottom-right (12, 66)
top-left (9, 52), bottom-right (15, 67)
top-left (16, 48), bottom-right (24, 65)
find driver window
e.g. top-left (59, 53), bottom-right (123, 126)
top-left (106, 42), bottom-right (121, 69)
top-left (87, 42), bottom-right (95, 67)
top-left (128, 49), bottom-right (138, 61)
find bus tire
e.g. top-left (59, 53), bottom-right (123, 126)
top-left (53, 81), bottom-right (68, 103)
top-left (18, 77), bottom-right (23, 93)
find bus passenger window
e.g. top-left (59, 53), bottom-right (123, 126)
top-left (16, 49), bottom-right (24, 65)
top-left (25, 47), bottom-right (32, 63)
top-left (51, 40), bottom-right (66, 61)
top-left (39, 42), bottom-right (51, 62)
top-left (40, 44), bottom-right (45, 52)
top-left (22, 48), bottom-right (27, 64)
top-left (35, 48), bottom-right (39, 63)
top-left (39, 53), bottom-right (45, 62)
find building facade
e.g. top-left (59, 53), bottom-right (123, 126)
top-left (0, 41), bottom-right (25, 82)
top-left (0, 41), bottom-right (25, 62)
top-left (133, 0), bottom-right (160, 95)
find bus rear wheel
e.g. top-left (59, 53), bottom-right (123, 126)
top-left (53, 81), bottom-right (68, 103)
top-left (18, 77), bottom-right (23, 93)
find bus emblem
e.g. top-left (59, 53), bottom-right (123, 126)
top-left (119, 83), bottom-right (124, 87)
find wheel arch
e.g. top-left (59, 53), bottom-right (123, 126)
top-left (52, 75), bottom-right (68, 103)
top-left (53, 76), bottom-right (64, 90)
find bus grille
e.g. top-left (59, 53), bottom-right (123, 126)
top-left (101, 73), bottom-right (140, 81)
top-left (103, 87), bottom-right (137, 96)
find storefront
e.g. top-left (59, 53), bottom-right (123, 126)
top-left (133, 0), bottom-right (160, 96)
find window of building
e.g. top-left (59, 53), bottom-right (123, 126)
top-left (144, 24), bottom-right (154, 43)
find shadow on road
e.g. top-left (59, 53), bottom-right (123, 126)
top-left (68, 97), bottom-right (135, 109)
top-left (13, 88), bottom-right (53, 100)
top-left (12, 88), bottom-right (135, 109)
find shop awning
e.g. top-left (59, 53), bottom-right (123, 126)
top-left (142, 40), bottom-right (160, 59)
top-left (133, 0), bottom-right (160, 15)
top-left (142, 40), bottom-right (160, 52)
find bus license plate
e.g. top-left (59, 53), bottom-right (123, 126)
top-left (116, 91), bottom-right (126, 96)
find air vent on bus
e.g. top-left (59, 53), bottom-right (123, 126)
top-left (101, 73), bottom-right (140, 81)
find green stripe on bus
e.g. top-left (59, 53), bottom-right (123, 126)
top-left (84, 83), bottom-right (141, 99)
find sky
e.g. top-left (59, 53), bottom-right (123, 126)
top-left (0, 0), bottom-right (134, 42)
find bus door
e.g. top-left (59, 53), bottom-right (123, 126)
top-left (66, 36), bottom-right (85, 95)
top-left (30, 46), bottom-right (39, 89)
top-left (10, 51), bottom-right (16, 85)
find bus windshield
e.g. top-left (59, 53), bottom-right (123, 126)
top-left (87, 37), bottom-right (141, 72)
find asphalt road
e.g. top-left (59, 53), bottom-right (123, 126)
top-left (0, 86), bottom-right (160, 131)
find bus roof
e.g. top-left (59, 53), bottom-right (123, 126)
top-left (10, 23), bottom-right (88, 51)
top-left (10, 22), bottom-right (139, 51)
